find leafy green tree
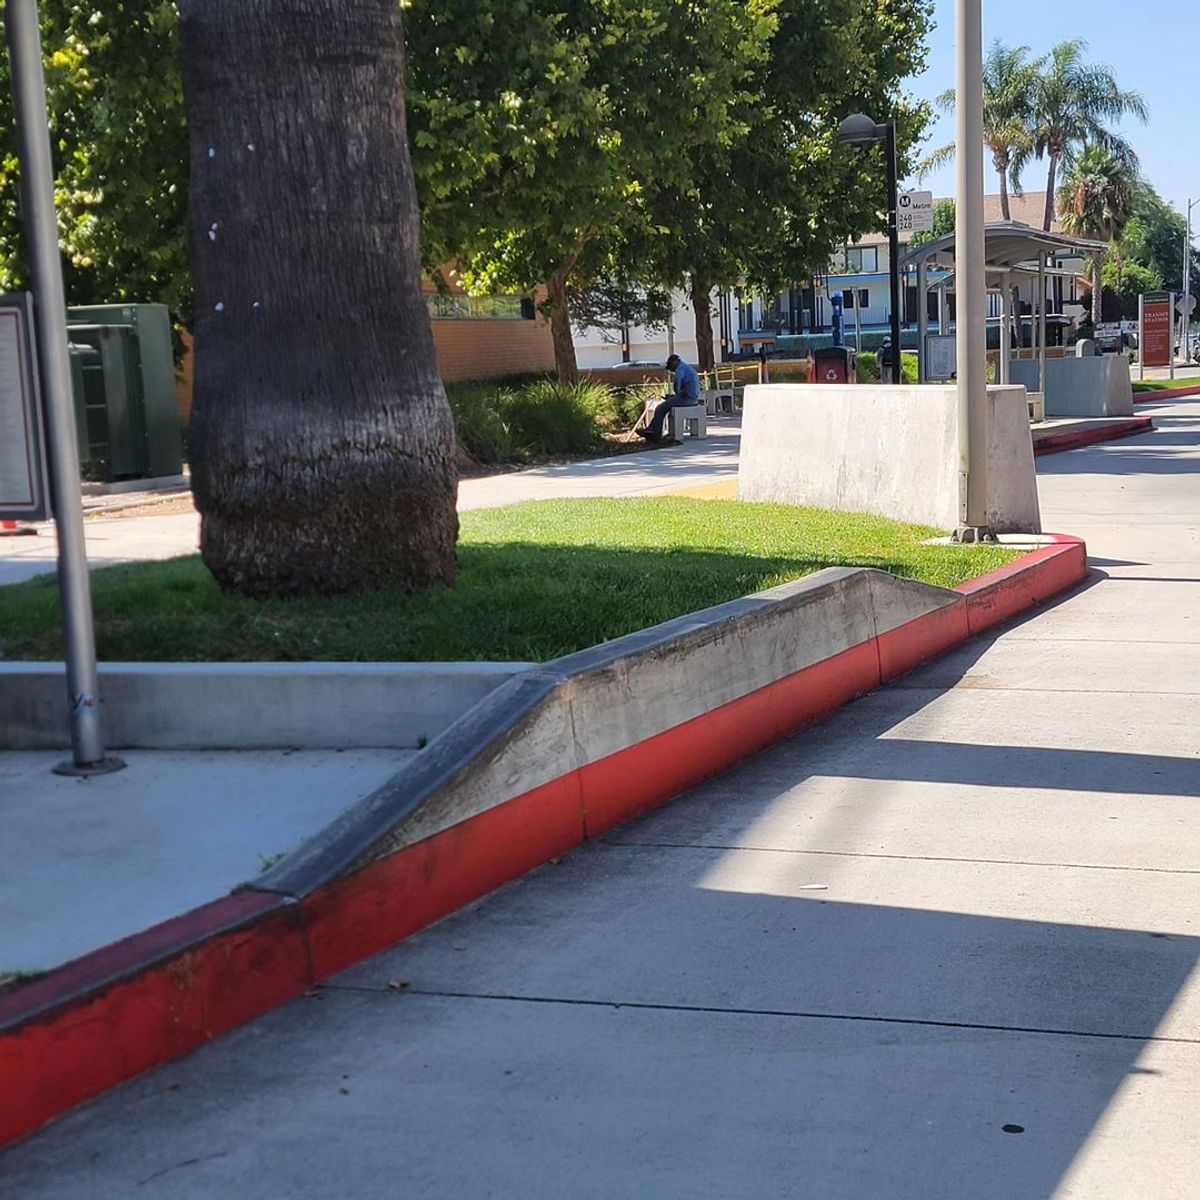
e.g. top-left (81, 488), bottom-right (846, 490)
top-left (1101, 258), bottom-right (1159, 320)
top-left (1058, 145), bottom-right (1138, 324)
top-left (1119, 183), bottom-right (1200, 299)
top-left (0, 2), bottom-right (189, 322)
top-left (406, 0), bottom-right (778, 383)
top-left (922, 40), bottom-right (1041, 222)
top-left (1031, 39), bottom-right (1147, 231)
top-left (644, 0), bottom-right (934, 370)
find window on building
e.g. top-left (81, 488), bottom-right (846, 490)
top-left (843, 290), bottom-right (854, 309)
top-left (858, 289), bottom-right (870, 308)
top-left (845, 246), bottom-right (880, 273)
top-left (426, 294), bottom-right (529, 320)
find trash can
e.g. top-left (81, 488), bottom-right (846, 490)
top-left (809, 345), bottom-right (857, 384)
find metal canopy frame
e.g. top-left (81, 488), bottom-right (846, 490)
top-left (902, 223), bottom-right (1108, 388)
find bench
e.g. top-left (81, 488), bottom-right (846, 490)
top-left (667, 403), bottom-right (707, 440)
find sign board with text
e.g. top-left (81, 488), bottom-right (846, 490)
top-left (0, 293), bottom-right (49, 520)
top-left (898, 191), bottom-right (934, 235)
top-left (1142, 292), bottom-right (1174, 368)
top-left (926, 333), bottom-right (956, 381)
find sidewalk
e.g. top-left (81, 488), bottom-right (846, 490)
top-left (5, 404), bottom-right (1200, 1197)
top-left (0, 421), bottom-right (741, 585)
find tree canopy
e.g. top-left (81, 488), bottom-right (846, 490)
top-left (0, 1), bottom-right (189, 321)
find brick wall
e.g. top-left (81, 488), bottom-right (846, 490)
top-left (432, 316), bottom-right (556, 383)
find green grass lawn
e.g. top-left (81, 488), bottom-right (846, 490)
top-left (1132, 375), bottom-right (1200, 393)
top-left (0, 499), bottom-right (1019, 663)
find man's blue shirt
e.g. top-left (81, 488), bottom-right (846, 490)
top-left (673, 361), bottom-right (701, 402)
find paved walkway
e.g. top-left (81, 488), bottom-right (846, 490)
top-left (7, 403), bottom-right (1200, 1197)
top-left (0, 422), bottom-right (741, 585)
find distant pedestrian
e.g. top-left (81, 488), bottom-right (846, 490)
top-left (879, 335), bottom-right (897, 380)
top-left (639, 354), bottom-right (701, 442)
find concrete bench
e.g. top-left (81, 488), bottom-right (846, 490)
top-left (667, 404), bottom-right (707, 440)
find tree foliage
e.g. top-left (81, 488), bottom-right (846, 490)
top-left (406, 0), bottom-right (934, 377)
top-left (0, 1), bottom-right (189, 322)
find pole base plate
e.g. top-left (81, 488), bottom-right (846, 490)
top-left (53, 755), bottom-right (127, 778)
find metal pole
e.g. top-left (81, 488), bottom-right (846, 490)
top-left (1185, 200), bottom-right (1194, 366)
top-left (917, 260), bottom-right (928, 382)
top-left (885, 119), bottom-right (902, 384)
top-left (999, 272), bottom-right (1011, 385)
top-left (853, 286), bottom-right (863, 351)
top-left (1138, 292), bottom-right (1145, 382)
top-left (1170, 292), bottom-right (1177, 382)
top-left (954, 0), bottom-right (989, 537)
top-left (1038, 252), bottom-right (1048, 396)
top-left (6, 0), bottom-right (119, 774)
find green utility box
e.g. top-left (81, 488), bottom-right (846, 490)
top-left (66, 303), bottom-right (183, 480)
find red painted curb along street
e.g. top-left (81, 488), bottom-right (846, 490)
top-left (1033, 418), bottom-right (1153, 457)
top-left (1134, 384), bottom-right (1200, 404)
top-left (0, 539), bottom-right (1088, 1149)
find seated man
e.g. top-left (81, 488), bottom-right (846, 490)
top-left (638, 353), bottom-right (701, 442)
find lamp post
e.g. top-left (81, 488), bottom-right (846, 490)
top-left (838, 113), bottom-right (902, 384)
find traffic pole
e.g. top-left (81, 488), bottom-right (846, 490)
top-left (6, 0), bottom-right (121, 774)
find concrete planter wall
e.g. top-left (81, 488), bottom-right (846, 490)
top-left (737, 383), bottom-right (1042, 534)
top-left (1011, 356), bottom-right (1134, 418)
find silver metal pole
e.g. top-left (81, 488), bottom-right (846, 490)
top-left (954, 0), bottom-right (989, 537)
top-left (852, 287), bottom-right (863, 351)
top-left (1038, 253), bottom-right (1048, 394)
top-left (1185, 201), bottom-right (1194, 366)
top-left (999, 272), bottom-right (1011, 385)
top-left (1170, 292), bottom-right (1177, 382)
top-left (6, 0), bottom-right (119, 774)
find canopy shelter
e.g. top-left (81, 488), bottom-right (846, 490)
top-left (900, 223), bottom-right (1109, 390)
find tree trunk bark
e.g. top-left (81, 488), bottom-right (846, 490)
top-left (545, 266), bottom-right (579, 384)
top-left (1043, 156), bottom-right (1058, 230)
top-left (691, 276), bottom-right (716, 372)
top-left (996, 156), bottom-right (1011, 222)
top-left (1093, 254), bottom-right (1104, 326)
top-left (178, 0), bottom-right (457, 597)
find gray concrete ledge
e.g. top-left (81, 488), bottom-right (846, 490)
top-left (0, 662), bottom-right (532, 751)
top-left (261, 567), bottom-right (963, 896)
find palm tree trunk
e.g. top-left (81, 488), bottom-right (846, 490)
top-left (179, 0), bottom-right (458, 597)
top-left (1043, 155), bottom-right (1059, 230)
top-left (1092, 254), bottom-right (1104, 326)
top-left (545, 265), bottom-right (579, 384)
top-left (995, 153), bottom-right (1012, 221)
top-left (691, 276), bottom-right (716, 372)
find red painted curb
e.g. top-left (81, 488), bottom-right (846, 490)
top-left (1134, 384), bottom-right (1200, 404)
top-left (1033, 418), bottom-right (1153, 457)
top-left (0, 540), bottom-right (1089, 1148)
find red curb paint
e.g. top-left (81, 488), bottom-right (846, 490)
top-left (1033, 418), bottom-right (1153, 457)
top-left (1134, 384), bottom-right (1200, 404)
top-left (302, 774), bottom-right (586, 982)
top-left (0, 893), bottom-right (307, 1147)
top-left (877, 601), bottom-right (971, 684)
top-left (580, 640), bottom-right (881, 840)
top-left (958, 541), bottom-right (1087, 637)
top-left (0, 539), bottom-right (1088, 1148)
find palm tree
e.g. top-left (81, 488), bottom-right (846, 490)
top-left (922, 41), bottom-right (1042, 222)
top-left (178, 0), bottom-right (460, 596)
top-left (1057, 145), bottom-right (1139, 325)
top-left (1032, 39), bottom-right (1148, 231)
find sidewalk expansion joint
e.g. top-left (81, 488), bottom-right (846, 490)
top-left (322, 985), bottom-right (1200, 1046)
top-left (599, 840), bottom-right (1200, 877)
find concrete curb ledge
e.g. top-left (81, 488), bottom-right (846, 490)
top-left (0, 662), bottom-right (531, 751)
top-left (0, 537), bottom-right (1088, 1147)
top-left (1033, 417), bottom-right (1154, 457)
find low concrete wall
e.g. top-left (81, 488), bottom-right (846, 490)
top-left (1010, 357), bottom-right (1134, 418)
top-left (737, 383), bottom-right (1042, 534)
top-left (0, 662), bottom-right (531, 751)
top-left (263, 566), bottom-right (967, 887)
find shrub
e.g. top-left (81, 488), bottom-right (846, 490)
top-left (856, 351), bottom-right (918, 384)
top-left (445, 381), bottom-right (516, 464)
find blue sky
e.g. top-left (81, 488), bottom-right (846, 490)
top-left (911, 0), bottom-right (1199, 218)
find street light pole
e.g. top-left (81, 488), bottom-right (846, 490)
top-left (5, 0), bottom-right (120, 774)
top-left (954, 0), bottom-right (990, 540)
top-left (884, 119), bottom-right (903, 385)
top-left (1184, 198), bottom-right (1197, 365)
top-left (837, 112), bottom-right (903, 385)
